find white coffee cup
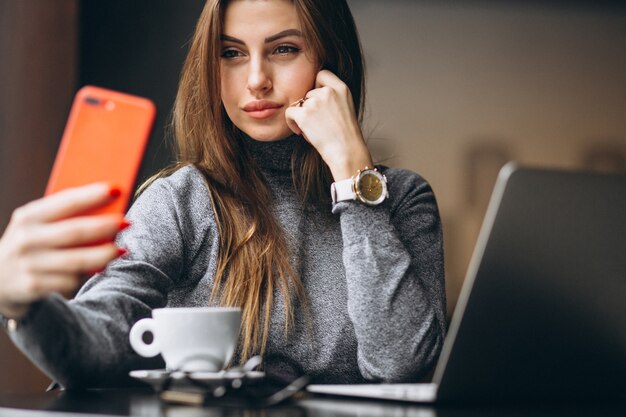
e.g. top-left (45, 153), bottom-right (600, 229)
top-left (129, 307), bottom-right (241, 372)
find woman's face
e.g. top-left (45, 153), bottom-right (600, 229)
top-left (220, 0), bottom-right (318, 142)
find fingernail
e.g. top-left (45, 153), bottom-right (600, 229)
top-left (118, 219), bottom-right (131, 231)
top-left (117, 247), bottom-right (128, 257)
top-left (109, 187), bottom-right (122, 198)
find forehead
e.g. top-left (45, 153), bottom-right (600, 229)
top-left (222, 0), bottom-right (300, 37)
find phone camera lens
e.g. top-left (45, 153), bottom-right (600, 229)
top-left (84, 96), bottom-right (101, 106)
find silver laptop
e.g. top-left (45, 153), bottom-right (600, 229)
top-left (308, 163), bottom-right (626, 403)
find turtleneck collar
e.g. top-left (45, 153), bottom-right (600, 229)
top-left (241, 134), bottom-right (305, 173)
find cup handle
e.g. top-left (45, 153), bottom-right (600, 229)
top-left (129, 318), bottom-right (160, 358)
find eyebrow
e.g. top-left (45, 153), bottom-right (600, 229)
top-left (220, 29), bottom-right (303, 45)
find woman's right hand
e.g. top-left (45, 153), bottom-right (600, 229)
top-left (0, 183), bottom-right (128, 320)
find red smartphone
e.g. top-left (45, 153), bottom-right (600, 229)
top-left (45, 86), bottom-right (156, 215)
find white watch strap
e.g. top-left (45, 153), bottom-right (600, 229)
top-left (330, 178), bottom-right (356, 204)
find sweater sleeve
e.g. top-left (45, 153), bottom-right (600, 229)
top-left (331, 168), bottom-right (446, 382)
top-left (6, 168), bottom-right (215, 388)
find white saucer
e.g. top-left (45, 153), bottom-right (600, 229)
top-left (129, 369), bottom-right (265, 391)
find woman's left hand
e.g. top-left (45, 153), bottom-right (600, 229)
top-left (285, 70), bottom-right (374, 181)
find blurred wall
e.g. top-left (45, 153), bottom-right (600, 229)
top-left (349, 0), bottom-right (626, 313)
top-left (79, 0), bottom-right (205, 184)
top-left (0, 0), bottom-right (78, 392)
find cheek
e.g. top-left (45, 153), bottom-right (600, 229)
top-left (220, 70), bottom-right (239, 111)
top-left (282, 65), bottom-right (317, 97)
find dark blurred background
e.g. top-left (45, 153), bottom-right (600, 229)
top-left (0, 0), bottom-right (624, 392)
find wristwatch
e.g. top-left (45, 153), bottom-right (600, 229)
top-left (330, 166), bottom-right (388, 206)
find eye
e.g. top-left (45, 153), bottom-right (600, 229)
top-left (221, 48), bottom-right (243, 59)
top-left (273, 44), bottom-right (300, 55)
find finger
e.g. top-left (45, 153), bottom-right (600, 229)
top-left (314, 69), bottom-right (345, 90)
top-left (27, 243), bottom-right (125, 275)
top-left (284, 106), bottom-right (303, 136)
top-left (301, 87), bottom-right (325, 101)
top-left (21, 273), bottom-right (82, 300)
top-left (15, 183), bottom-right (120, 224)
top-left (23, 214), bottom-right (128, 250)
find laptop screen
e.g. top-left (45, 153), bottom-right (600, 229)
top-left (435, 164), bottom-right (626, 402)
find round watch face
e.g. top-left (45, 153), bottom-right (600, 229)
top-left (356, 169), bottom-right (387, 205)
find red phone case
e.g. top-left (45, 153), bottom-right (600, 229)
top-left (45, 86), bottom-right (156, 215)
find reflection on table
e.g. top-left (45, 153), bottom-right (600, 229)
top-left (0, 388), bottom-right (625, 417)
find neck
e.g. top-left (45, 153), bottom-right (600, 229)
top-left (241, 134), bottom-right (305, 173)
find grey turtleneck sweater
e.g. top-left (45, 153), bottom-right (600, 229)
top-left (7, 135), bottom-right (446, 388)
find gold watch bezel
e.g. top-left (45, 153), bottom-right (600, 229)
top-left (354, 167), bottom-right (388, 206)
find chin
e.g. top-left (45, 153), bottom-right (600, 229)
top-left (241, 126), bottom-right (294, 142)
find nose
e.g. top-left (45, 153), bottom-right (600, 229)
top-left (247, 54), bottom-right (272, 94)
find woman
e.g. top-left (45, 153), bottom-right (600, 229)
top-left (0, 0), bottom-right (446, 388)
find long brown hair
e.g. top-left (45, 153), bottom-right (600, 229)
top-left (157, 0), bottom-right (365, 362)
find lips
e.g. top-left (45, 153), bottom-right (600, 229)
top-left (243, 100), bottom-right (283, 119)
